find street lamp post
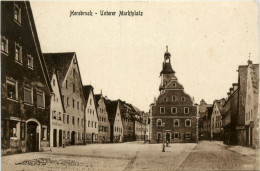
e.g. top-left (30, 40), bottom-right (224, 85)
top-left (162, 122), bottom-right (165, 152)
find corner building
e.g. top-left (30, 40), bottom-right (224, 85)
top-left (150, 48), bottom-right (198, 143)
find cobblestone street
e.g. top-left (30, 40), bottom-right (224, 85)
top-left (2, 141), bottom-right (259, 171)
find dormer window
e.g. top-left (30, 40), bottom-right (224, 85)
top-left (173, 83), bottom-right (176, 87)
top-left (163, 97), bottom-right (167, 102)
top-left (181, 97), bottom-right (185, 102)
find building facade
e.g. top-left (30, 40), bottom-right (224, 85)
top-left (237, 60), bottom-right (259, 147)
top-left (83, 85), bottom-right (99, 143)
top-left (222, 84), bottom-right (238, 145)
top-left (49, 71), bottom-right (65, 148)
top-left (95, 94), bottom-right (110, 143)
top-left (1, 1), bottom-right (52, 154)
top-left (210, 99), bottom-right (225, 140)
top-left (150, 47), bottom-right (198, 143)
top-left (120, 101), bottom-right (135, 142)
top-left (198, 99), bottom-right (212, 140)
top-left (44, 52), bottom-right (85, 146)
top-left (106, 100), bottom-right (124, 143)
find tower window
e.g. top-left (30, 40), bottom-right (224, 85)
top-left (181, 97), bottom-right (185, 102)
top-left (172, 96), bottom-right (176, 102)
top-left (174, 119), bottom-right (179, 127)
top-left (160, 107), bottom-right (165, 114)
top-left (171, 107), bottom-right (177, 114)
top-left (65, 80), bottom-right (68, 89)
top-left (184, 107), bottom-right (189, 114)
top-left (163, 97), bottom-right (167, 102)
top-left (185, 119), bottom-right (191, 127)
top-left (157, 119), bottom-right (162, 126)
top-left (173, 83), bottom-right (176, 87)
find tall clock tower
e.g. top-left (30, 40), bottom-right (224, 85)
top-left (149, 47), bottom-right (198, 144)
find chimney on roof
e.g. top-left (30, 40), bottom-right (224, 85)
top-left (248, 53), bottom-right (253, 65)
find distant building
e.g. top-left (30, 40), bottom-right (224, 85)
top-left (237, 60), bottom-right (259, 147)
top-left (94, 93), bottom-right (110, 143)
top-left (83, 85), bottom-right (99, 143)
top-left (1, 1), bottom-right (52, 154)
top-left (44, 52), bottom-right (85, 145)
top-left (222, 84), bottom-right (238, 145)
top-left (120, 101), bottom-right (135, 142)
top-left (106, 100), bottom-right (124, 143)
top-left (198, 99), bottom-right (212, 140)
top-left (211, 99), bottom-right (225, 140)
top-left (150, 47), bottom-right (198, 143)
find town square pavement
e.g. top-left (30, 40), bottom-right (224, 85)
top-left (2, 141), bottom-right (259, 171)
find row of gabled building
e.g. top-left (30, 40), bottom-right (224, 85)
top-left (199, 59), bottom-right (259, 148)
top-left (1, 1), bottom-right (148, 155)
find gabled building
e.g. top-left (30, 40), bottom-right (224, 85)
top-left (198, 99), bottom-right (212, 140)
top-left (94, 93), bottom-right (110, 143)
top-left (44, 52), bottom-right (85, 145)
top-left (222, 83), bottom-right (238, 145)
top-left (48, 69), bottom-right (66, 148)
top-left (120, 101), bottom-right (136, 142)
top-left (237, 60), bottom-right (259, 147)
top-left (211, 99), bottom-right (225, 140)
top-left (106, 100), bottom-right (124, 143)
top-left (150, 47), bottom-right (198, 143)
top-left (201, 106), bottom-right (213, 140)
top-left (1, 1), bottom-right (52, 154)
top-left (83, 85), bottom-right (99, 143)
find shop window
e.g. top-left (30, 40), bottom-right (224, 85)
top-left (157, 132), bottom-right (162, 140)
top-left (185, 132), bottom-right (191, 140)
top-left (67, 131), bottom-right (70, 139)
top-left (41, 126), bottom-right (47, 140)
top-left (9, 120), bottom-right (19, 139)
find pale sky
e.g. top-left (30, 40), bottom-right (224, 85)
top-left (30, 1), bottom-right (259, 112)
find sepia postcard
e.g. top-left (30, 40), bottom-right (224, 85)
top-left (1, 0), bottom-right (259, 171)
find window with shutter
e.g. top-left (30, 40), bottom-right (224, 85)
top-left (24, 87), bottom-right (32, 104)
top-left (37, 91), bottom-right (45, 108)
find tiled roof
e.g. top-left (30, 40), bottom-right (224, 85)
top-left (83, 85), bottom-right (94, 103)
top-left (106, 100), bottom-right (119, 125)
top-left (160, 63), bottom-right (175, 75)
top-left (43, 52), bottom-right (75, 86)
top-left (94, 94), bottom-right (102, 107)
